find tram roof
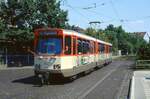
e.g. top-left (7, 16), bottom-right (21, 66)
top-left (35, 28), bottom-right (112, 46)
top-left (62, 29), bottom-right (112, 46)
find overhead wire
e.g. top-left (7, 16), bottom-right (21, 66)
top-left (109, 0), bottom-right (120, 20)
top-left (82, 9), bottom-right (116, 22)
top-left (61, 0), bottom-right (117, 25)
top-left (62, 0), bottom-right (150, 31)
top-left (120, 16), bottom-right (150, 32)
top-left (64, 1), bottom-right (116, 25)
top-left (61, 0), bottom-right (108, 10)
top-left (65, 4), bottom-right (91, 23)
top-left (109, 0), bottom-right (135, 31)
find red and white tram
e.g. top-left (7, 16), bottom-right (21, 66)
top-left (34, 28), bottom-right (112, 80)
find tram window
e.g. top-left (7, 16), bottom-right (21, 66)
top-left (82, 40), bottom-right (90, 54)
top-left (109, 46), bottom-right (112, 53)
top-left (77, 39), bottom-right (91, 54)
top-left (77, 39), bottom-right (82, 54)
top-left (86, 41), bottom-right (90, 53)
top-left (82, 41), bottom-right (87, 54)
top-left (65, 36), bottom-right (71, 55)
top-left (82, 41), bottom-right (86, 54)
top-left (98, 43), bottom-right (101, 53)
top-left (94, 42), bottom-right (96, 53)
top-left (73, 38), bottom-right (76, 55)
top-left (37, 37), bottom-right (62, 55)
top-left (100, 44), bottom-right (105, 53)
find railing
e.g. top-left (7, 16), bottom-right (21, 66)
top-left (0, 54), bottom-right (34, 67)
top-left (136, 60), bottom-right (150, 69)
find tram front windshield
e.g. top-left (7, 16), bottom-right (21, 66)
top-left (36, 35), bottom-right (62, 55)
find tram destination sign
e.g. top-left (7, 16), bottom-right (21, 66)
top-left (39, 31), bottom-right (57, 36)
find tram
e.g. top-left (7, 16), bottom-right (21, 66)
top-left (34, 28), bottom-right (112, 81)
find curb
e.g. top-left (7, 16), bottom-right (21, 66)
top-left (0, 66), bottom-right (33, 70)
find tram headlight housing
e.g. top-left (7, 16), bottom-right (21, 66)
top-left (53, 64), bottom-right (61, 70)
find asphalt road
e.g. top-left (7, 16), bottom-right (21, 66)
top-left (0, 59), bottom-right (134, 99)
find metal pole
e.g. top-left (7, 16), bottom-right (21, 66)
top-left (89, 21), bottom-right (101, 39)
top-left (5, 48), bottom-right (7, 67)
top-left (28, 54), bottom-right (30, 65)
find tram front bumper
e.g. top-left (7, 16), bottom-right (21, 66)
top-left (34, 68), bottom-right (75, 78)
top-left (34, 69), bottom-right (62, 75)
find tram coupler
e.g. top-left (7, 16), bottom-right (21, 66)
top-left (38, 72), bottom-right (50, 86)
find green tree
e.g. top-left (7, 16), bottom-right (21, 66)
top-left (85, 27), bottom-right (97, 37)
top-left (29, 0), bottom-right (68, 29)
top-left (85, 24), bottom-right (147, 55)
top-left (0, 19), bottom-right (6, 39)
top-left (0, 0), bottom-right (68, 41)
top-left (137, 43), bottom-right (150, 60)
top-left (0, 0), bottom-right (68, 52)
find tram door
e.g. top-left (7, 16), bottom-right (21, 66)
top-left (94, 41), bottom-right (96, 63)
top-left (72, 37), bottom-right (76, 55)
top-left (72, 36), bottom-right (77, 67)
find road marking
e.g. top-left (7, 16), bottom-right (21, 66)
top-left (78, 68), bottom-right (117, 99)
top-left (116, 70), bottom-right (129, 99)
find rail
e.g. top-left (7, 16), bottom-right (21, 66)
top-left (136, 60), bottom-right (150, 69)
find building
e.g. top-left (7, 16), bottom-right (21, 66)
top-left (133, 32), bottom-right (146, 38)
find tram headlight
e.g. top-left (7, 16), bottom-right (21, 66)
top-left (53, 64), bottom-right (61, 70)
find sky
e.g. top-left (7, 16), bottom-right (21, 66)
top-left (61, 0), bottom-right (150, 41)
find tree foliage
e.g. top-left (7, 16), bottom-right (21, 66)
top-left (85, 24), bottom-right (147, 55)
top-left (0, 19), bottom-right (6, 38)
top-left (137, 43), bottom-right (150, 60)
top-left (0, 0), bottom-right (68, 41)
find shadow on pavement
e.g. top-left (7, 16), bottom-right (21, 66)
top-left (12, 76), bottom-right (40, 85)
top-left (11, 63), bottom-right (112, 87)
top-left (12, 75), bottom-right (73, 87)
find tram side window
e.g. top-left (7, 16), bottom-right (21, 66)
top-left (100, 44), bottom-right (105, 53)
top-left (77, 39), bottom-right (90, 54)
top-left (73, 38), bottom-right (76, 55)
top-left (98, 43), bottom-right (101, 53)
top-left (77, 39), bottom-right (82, 54)
top-left (86, 41), bottom-right (90, 53)
top-left (109, 46), bottom-right (112, 53)
top-left (83, 40), bottom-right (90, 54)
top-left (94, 42), bottom-right (96, 53)
top-left (65, 36), bottom-right (71, 55)
top-left (82, 41), bottom-right (86, 54)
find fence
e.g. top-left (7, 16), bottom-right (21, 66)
top-left (136, 60), bottom-right (150, 69)
top-left (0, 54), bottom-right (34, 67)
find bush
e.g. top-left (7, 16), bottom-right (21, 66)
top-left (137, 44), bottom-right (150, 60)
